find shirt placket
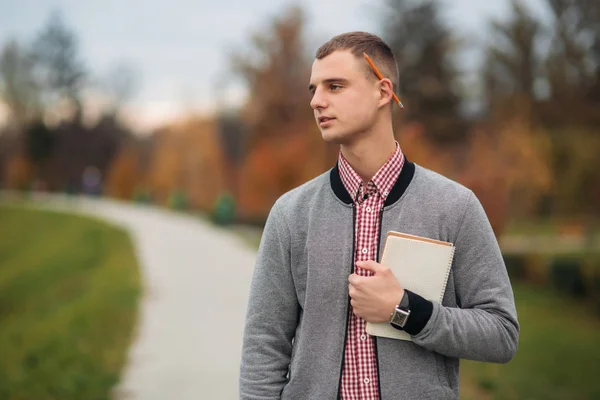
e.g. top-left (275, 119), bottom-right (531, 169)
top-left (355, 185), bottom-right (366, 399)
top-left (356, 184), bottom-right (380, 399)
top-left (339, 146), bottom-right (403, 400)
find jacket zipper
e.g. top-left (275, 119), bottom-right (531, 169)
top-left (337, 204), bottom-right (356, 400)
top-left (374, 208), bottom-right (385, 399)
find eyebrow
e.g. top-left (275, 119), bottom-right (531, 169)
top-left (308, 78), bottom-right (350, 92)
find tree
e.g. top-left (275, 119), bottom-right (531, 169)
top-left (216, 110), bottom-right (246, 200)
top-left (0, 40), bottom-right (40, 128)
top-left (101, 64), bottom-right (140, 116)
top-left (231, 6), bottom-right (312, 147)
top-left (31, 12), bottom-right (86, 121)
top-left (25, 120), bottom-right (54, 163)
top-left (104, 143), bottom-right (140, 200)
top-left (459, 120), bottom-right (554, 233)
top-left (384, 0), bottom-right (465, 143)
top-left (482, 0), bottom-right (543, 123)
top-left (543, 0), bottom-right (600, 123)
top-left (22, 119), bottom-right (55, 187)
top-left (229, 6), bottom-right (330, 219)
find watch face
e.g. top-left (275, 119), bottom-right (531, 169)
top-left (391, 309), bottom-right (410, 327)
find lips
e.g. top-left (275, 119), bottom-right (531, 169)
top-left (318, 116), bottom-right (335, 127)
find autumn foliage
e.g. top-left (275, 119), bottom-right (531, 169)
top-left (1, 2), bottom-right (599, 236)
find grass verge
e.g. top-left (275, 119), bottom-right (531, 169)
top-left (460, 283), bottom-right (600, 400)
top-left (0, 205), bottom-right (141, 400)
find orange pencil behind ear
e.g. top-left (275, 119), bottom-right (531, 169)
top-left (363, 52), bottom-right (404, 109)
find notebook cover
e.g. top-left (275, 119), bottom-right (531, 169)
top-left (365, 231), bottom-right (455, 341)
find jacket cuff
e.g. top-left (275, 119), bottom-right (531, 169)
top-left (399, 290), bottom-right (433, 335)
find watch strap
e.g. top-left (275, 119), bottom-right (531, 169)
top-left (398, 290), bottom-right (409, 311)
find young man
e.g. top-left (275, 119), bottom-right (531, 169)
top-left (240, 32), bottom-right (519, 400)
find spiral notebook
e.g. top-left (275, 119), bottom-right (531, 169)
top-left (365, 231), bottom-right (455, 341)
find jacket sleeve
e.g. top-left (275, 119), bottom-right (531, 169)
top-left (240, 200), bottom-right (299, 399)
top-left (411, 190), bottom-right (520, 363)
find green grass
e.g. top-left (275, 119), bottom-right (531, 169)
top-left (504, 218), bottom-right (599, 241)
top-left (504, 218), bottom-right (561, 236)
top-left (0, 205), bottom-right (141, 400)
top-left (460, 283), bottom-right (600, 400)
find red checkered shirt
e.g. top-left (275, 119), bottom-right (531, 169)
top-left (338, 142), bottom-right (405, 400)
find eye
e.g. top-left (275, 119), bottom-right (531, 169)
top-left (330, 84), bottom-right (342, 91)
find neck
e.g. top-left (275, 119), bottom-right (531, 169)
top-left (340, 118), bottom-right (397, 184)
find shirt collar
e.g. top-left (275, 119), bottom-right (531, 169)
top-left (338, 142), bottom-right (404, 204)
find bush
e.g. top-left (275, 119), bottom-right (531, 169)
top-left (582, 255), bottom-right (600, 315)
top-left (168, 190), bottom-right (188, 210)
top-left (132, 187), bottom-right (152, 204)
top-left (549, 257), bottom-right (586, 297)
top-left (212, 192), bottom-right (236, 225)
top-left (591, 273), bottom-right (600, 315)
top-left (503, 254), bottom-right (527, 281)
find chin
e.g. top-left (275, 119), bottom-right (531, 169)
top-left (321, 128), bottom-right (354, 145)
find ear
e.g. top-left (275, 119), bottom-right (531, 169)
top-left (378, 78), bottom-right (394, 108)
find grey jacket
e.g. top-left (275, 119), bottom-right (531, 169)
top-left (240, 161), bottom-right (519, 400)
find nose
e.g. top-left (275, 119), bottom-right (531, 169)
top-left (310, 87), bottom-right (327, 110)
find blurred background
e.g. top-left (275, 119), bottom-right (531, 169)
top-left (0, 0), bottom-right (599, 399)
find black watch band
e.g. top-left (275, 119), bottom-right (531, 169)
top-left (399, 290), bottom-right (410, 311)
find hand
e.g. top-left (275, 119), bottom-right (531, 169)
top-left (348, 260), bottom-right (404, 323)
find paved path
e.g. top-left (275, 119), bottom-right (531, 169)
top-left (2, 194), bottom-right (258, 399)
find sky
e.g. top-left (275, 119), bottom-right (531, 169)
top-left (0, 0), bottom-right (552, 132)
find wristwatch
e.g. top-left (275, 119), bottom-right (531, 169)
top-left (389, 290), bottom-right (411, 330)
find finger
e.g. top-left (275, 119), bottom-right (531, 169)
top-left (348, 273), bottom-right (360, 286)
top-left (350, 284), bottom-right (364, 298)
top-left (353, 307), bottom-right (364, 319)
top-left (356, 260), bottom-right (380, 273)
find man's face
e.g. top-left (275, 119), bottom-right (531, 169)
top-left (309, 50), bottom-right (381, 144)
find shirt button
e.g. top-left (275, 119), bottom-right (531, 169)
top-left (361, 248), bottom-right (368, 254)
top-left (364, 378), bottom-right (370, 384)
top-left (366, 206), bottom-right (372, 212)
top-left (360, 335), bottom-right (366, 341)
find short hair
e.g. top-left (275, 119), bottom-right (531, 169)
top-left (315, 31), bottom-right (399, 92)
